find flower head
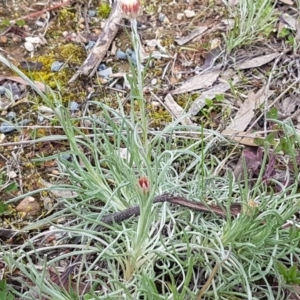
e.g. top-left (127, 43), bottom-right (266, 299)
top-left (119, 0), bottom-right (141, 19)
top-left (138, 177), bottom-right (150, 194)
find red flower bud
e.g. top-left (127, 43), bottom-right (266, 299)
top-left (138, 177), bottom-right (150, 194)
top-left (119, 0), bottom-right (141, 19)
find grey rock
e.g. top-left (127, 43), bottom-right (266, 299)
top-left (51, 61), bottom-right (64, 72)
top-left (116, 50), bottom-right (127, 60)
top-left (0, 122), bottom-right (16, 133)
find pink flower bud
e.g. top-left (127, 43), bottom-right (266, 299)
top-left (119, 0), bottom-right (141, 19)
top-left (138, 177), bottom-right (150, 194)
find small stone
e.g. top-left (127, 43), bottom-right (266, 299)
top-left (24, 41), bottom-right (34, 52)
top-left (88, 10), bottom-right (96, 17)
top-left (7, 171), bottom-right (17, 178)
top-left (158, 13), bottom-right (166, 22)
top-left (151, 101), bottom-right (160, 108)
top-left (116, 50), bottom-right (127, 60)
top-left (130, 51), bottom-right (137, 65)
top-left (7, 111), bottom-right (16, 121)
top-left (16, 196), bottom-right (41, 217)
top-left (177, 13), bottom-right (184, 21)
top-left (125, 49), bottom-right (137, 65)
top-left (51, 61), bottom-right (64, 72)
top-left (126, 48), bottom-right (134, 56)
top-left (19, 119), bottom-right (30, 126)
top-left (97, 63), bottom-right (107, 71)
top-left (35, 20), bottom-right (45, 27)
top-left (151, 78), bottom-right (157, 85)
top-left (184, 10), bottom-right (196, 18)
top-left (69, 101), bottom-right (79, 112)
top-left (25, 36), bottom-right (42, 44)
top-left (0, 122), bottom-right (16, 133)
top-left (98, 67), bottom-right (112, 78)
top-left (86, 41), bottom-right (96, 50)
top-left (158, 13), bottom-right (170, 24)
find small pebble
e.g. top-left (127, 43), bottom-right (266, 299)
top-left (37, 116), bottom-right (44, 122)
top-left (130, 51), bottom-right (137, 65)
top-left (158, 13), bottom-right (166, 22)
top-left (7, 111), bottom-right (16, 121)
top-left (51, 61), bottom-right (64, 72)
top-left (151, 78), bottom-right (157, 85)
top-left (126, 48), bottom-right (134, 56)
top-left (184, 10), bottom-right (196, 18)
top-left (97, 63), bottom-right (107, 71)
top-left (0, 86), bottom-right (5, 95)
top-left (88, 10), bottom-right (96, 17)
top-left (19, 119), bottom-right (30, 126)
top-left (5, 83), bottom-right (21, 99)
top-left (69, 101), bottom-right (79, 112)
top-left (151, 101), bottom-right (160, 108)
top-left (0, 122), bottom-right (16, 133)
top-left (177, 13), bottom-right (184, 21)
top-left (25, 36), bottom-right (42, 44)
top-left (86, 40), bottom-right (96, 50)
top-left (116, 50), bottom-right (127, 60)
top-left (35, 20), bottom-right (45, 27)
top-left (24, 41), bottom-right (34, 52)
top-left (7, 170), bottom-right (17, 178)
top-left (125, 49), bottom-right (137, 65)
top-left (98, 67), bottom-right (112, 78)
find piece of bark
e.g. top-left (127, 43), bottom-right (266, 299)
top-left (69, 3), bottom-right (123, 83)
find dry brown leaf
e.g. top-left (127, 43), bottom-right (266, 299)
top-left (172, 70), bottom-right (220, 95)
top-left (277, 95), bottom-right (300, 117)
top-left (164, 93), bottom-right (193, 125)
top-left (188, 75), bottom-right (239, 116)
top-left (175, 26), bottom-right (208, 45)
top-left (281, 13), bottom-right (299, 30)
top-left (223, 88), bottom-right (273, 132)
top-left (221, 129), bottom-right (263, 146)
top-left (235, 53), bottom-right (280, 70)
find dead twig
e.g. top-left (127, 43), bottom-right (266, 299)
top-left (9, 0), bottom-right (72, 24)
top-left (69, 2), bottom-right (123, 83)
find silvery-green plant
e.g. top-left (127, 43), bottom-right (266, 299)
top-left (223, 0), bottom-right (276, 53)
